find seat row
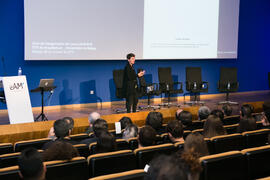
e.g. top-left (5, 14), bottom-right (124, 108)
top-left (2, 144), bottom-right (270, 180)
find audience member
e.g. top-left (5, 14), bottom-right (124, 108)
top-left (237, 117), bottom-right (257, 133)
top-left (222, 104), bottom-right (233, 116)
top-left (166, 120), bottom-right (184, 143)
top-left (240, 104), bottom-right (253, 118)
top-left (85, 112), bottom-right (101, 134)
top-left (18, 148), bottom-right (46, 180)
top-left (183, 132), bottom-right (209, 157)
top-left (210, 109), bottom-right (224, 122)
top-left (80, 118), bottom-right (108, 146)
top-left (262, 101), bottom-right (270, 127)
top-left (96, 130), bottom-right (117, 153)
top-left (122, 124), bottom-right (138, 140)
top-left (176, 110), bottom-right (193, 130)
top-left (43, 141), bottom-right (79, 161)
top-left (145, 155), bottom-right (188, 180)
top-left (138, 125), bottom-right (157, 147)
top-left (119, 116), bottom-right (133, 129)
top-left (146, 112), bottom-right (165, 134)
top-left (203, 115), bottom-right (227, 138)
top-left (43, 119), bottom-right (78, 150)
top-left (47, 116), bottom-right (74, 140)
top-left (198, 106), bottom-right (210, 120)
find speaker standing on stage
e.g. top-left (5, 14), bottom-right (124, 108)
top-left (123, 53), bottom-right (145, 113)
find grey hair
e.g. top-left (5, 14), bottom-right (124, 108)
top-left (88, 112), bottom-right (101, 125)
top-left (122, 124), bottom-right (138, 140)
top-left (198, 106), bottom-right (210, 120)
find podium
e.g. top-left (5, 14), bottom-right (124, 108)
top-left (31, 80), bottom-right (56, 122)
top-left (0, 76), bottom-right (34, 124)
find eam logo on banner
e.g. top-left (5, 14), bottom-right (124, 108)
top-left (9, 82), bottom-right (25, 91)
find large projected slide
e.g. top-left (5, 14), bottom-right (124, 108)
top-left (24, 0), bottom-right (240, 60)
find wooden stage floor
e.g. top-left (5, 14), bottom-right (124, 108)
top-left (0, 90), bottom-right (270, 125)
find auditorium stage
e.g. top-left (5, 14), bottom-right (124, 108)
top-left (0, 90), bottom-right (269, 125)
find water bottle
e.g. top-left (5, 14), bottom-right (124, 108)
top-left (166, 84), bottom-right (169, 91)
top-left (18, 67), bottom-right (22, 76)
top-left (194, 82), bottom-right (197, 89)
top-left (227, 82), bottom-right (230, 90)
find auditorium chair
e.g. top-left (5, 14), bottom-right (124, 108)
top-left (224, 124), bottom-right (239, 134)
top-left (174, 141), bottom-right (185, 150)
top-left (69, 133), bottom-right (89, 141)
top-left (185, 67), bottom-right (208, 105)
top-left (45, 157), bottom-right (88, 180)
top-left (73, 144), bottom-right (90, 158)
top-left (0, 152), bottom-right (21, 168)
top-left (0, 143), bottom-right (13, 155)
top-left (242, 129), bottom-right (270, 148)
top-left (89, 140), bottom-right (130, 155)
top-left (200, 151), bottom-right (247, 180)
top-left (210, 134), bottom-right (245, 154)
top-left (138, 72), bottom-right (161, 110)
top-left (242, 145), bottom-right (270, 179)
top-left (158, 67), bottom-right (183, 106)
top-left (190, 120), bottom-right (205, 130)
top-left (113, 69), bottom-right (126, 113)
top-left (0, 150), bottom-right (43, 168)
top-left (89, 169), bottom-right (146, 180)
top-left (204, 138), bottom-right (215, 155)
top-left (87, 150), bottom-right (137, 177)
top-left (218, 67), bottom-right (239, 105)
top-left (134, 143), bottom-right (177, 169)
top-left (222, 115), bottom-right (240, 125)
top-left (192, 129), bottom-right (204, 134)
top-left (14, 138), bottom-right (51, 152)
top-left (0, 165), bottom-right (20, 180)
top-left (128, 137), bottom-right (139, 150)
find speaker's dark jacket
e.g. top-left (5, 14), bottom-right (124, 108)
top-left (123, 63), bottom-right (138, 97)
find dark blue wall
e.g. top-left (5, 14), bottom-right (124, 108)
top-left (0, 0), bottom-right (269, 109)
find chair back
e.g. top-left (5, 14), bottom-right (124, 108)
top-left (242, 129), bottom-right (270, 148)
top-left (0, 143), bottom-right (13, 155)
top-left (222, 115), bottom-right (240, 125)
top-left (158, 67), bottom-right (174, 85)
top-left (0, 166), bottom-right (20, 180)
top-left (186, 67), bottom-right (202, 84)
top-left (200, 151), bottom-right (247, 180)
top-left (134, 143), bottom-right (176, 168)
top-left (89, 169), bottom-right (146, 180)
top-left (70, 133), bottom-right (89, 141)
top-left (242, 145), bottom-right (270, 179)
top-left (45, 157), bottom-right (88, 180)
top-left (220, 67), bottom-right (238, 83)
top-left (113, 69), bottom-right (125, 98)
top-left (211, 134), bottom-right (244, 154)
top-left (87, 150), bottom-right (136, 177)
top-left (0, 152), bottom-right (20, 168)
top-left (73, 144), bottom-right (90, 158)
top-left (14, 138), bottom-right (51, 152)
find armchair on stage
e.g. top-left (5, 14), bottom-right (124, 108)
top-left (112, 69), bottom-right (126, 113)
top-left (158, 67), bottom-right (183, 107)
top-left (138, 73), bottom-right (161, 109)
top-left (185, 67), bottom-right (208, 105)
top-left (218, 67), bottom-right (239, 105)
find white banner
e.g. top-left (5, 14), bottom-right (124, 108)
top-left (0, 76), bottom-right (34, 124)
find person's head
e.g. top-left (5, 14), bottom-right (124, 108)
top-left (145, 155), bottom-right (188, 180)
top-left (18, 148), bottom-right (45, 180)
top-left (96, 130), bottom-right (117, 153)
top-left (62, 117), bottom-right (74, 131)
top-left (176, 110), bottom-right (192, 128)
top-left (241, 104), bottom-right (253, 118)
top-left (146, 112), bottom-right (163, 132)
top-left (237, 117), bottom-right (257, 133)
top-left (167, 120), bottom-right (184, 142)
top-left (119, 116), bottom-right (133, 129)
top-left (43, 141), bottom-right (79, 161)
top-left (263, 101), bottom-right (270, 123)
top-left (183, 133), bottom-right (209, 157)
top-left (54, 119), bottom-right (70, 139)
top-left (122, 124), bottom-right (138, 140)
top-left (93, 118), bottom-right (108, 137)
top-left (210, 109), bottom-right (224, 121)
top-left (203, 115), bottom-right (226, 138)
top-left (88, 112), bottom-right (101, 127)
top-left (222, 104), bottom-right (233, 116)
top-left (127, 53), bottom-right (135, 66)
top-left (198, 106), bottom-right (210, 120)
top-left (138, 126), bottom-right (157, 147)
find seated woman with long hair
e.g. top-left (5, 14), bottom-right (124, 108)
top-left (203, 115), bottom-right (227, 138)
